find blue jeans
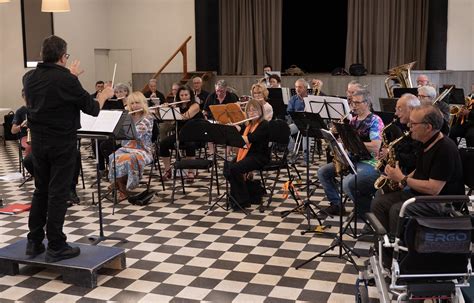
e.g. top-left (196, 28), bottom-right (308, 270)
top-left (317, 161), bottom-right (380, 214)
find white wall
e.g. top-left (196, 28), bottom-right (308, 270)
top-left (0, 0), bottom-right (29, 110)
top-left (446, 0), bottom-right (474, 70)
top-left (0, 0), bottom-right (195, 110)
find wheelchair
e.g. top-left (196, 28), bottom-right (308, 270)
top-left (356, 195), bottom-right (474, 303)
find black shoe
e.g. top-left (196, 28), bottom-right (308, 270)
top-left (324, 204), bottom-right (346, 216)
top-left (69, 190), bottom-right (80, 205)
top-left (25, 240), bottom-right (45, 256)
top-left (45, 244), bottom-right (81, 263)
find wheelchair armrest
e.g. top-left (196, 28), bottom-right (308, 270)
top-left (366, 212), bottom-right (387, 236)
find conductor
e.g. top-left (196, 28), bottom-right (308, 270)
top-left (24, 35), bottom-right (114, 262)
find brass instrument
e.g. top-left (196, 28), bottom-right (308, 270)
top-left (312, 80), bottom-right (322, 96)
top-left (432, 86), bottom-right (453, 105)
top-left (384, 61), bottom-right (416, 98)
top-left (449, 96), bottom-right (474, 127)
top-left (374, 131), bottom-right (410, 192)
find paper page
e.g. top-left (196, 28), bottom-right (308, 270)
top-left (160, 107), bottom-right (183, 120)
top-left (79, 110), bottom-right (123, 133)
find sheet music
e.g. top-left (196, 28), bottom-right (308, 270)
top-left (320, 129), bottom-right (357, 175)
top-left (304, 96), bottom-right (352, 120)
top-left (159, 107), bottom-right (183, 120)
top-left (281, 87), bottom-right (291, 105)
top-left (79, 110), bottom-right (123, 133)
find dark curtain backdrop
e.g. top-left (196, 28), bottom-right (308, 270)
top-left (345, 0), bottom-right (429, 74)
top-left (219, 0), bottom-right (282, 75)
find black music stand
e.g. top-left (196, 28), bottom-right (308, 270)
top-left (333, 121), bottom-right (371, 239)
top-left (78, 110), bottom-right (128, 246)
top-left (282, 111), bottom-right (329, 234)
top-left (204, 123), bottom-right (248, 215)
top-left (296, 128), bottom-right (359, 270)
top-left (268, 88), bottom-right (287, 120)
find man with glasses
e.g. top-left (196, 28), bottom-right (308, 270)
top-left (370, 104), bottom-right (464, 235)
top-left (24, 35), bottom-right (114, 262)
top-left (318, 89), bottom-right (384, 216)
top-left (192, 76), bottom-right (209, 109)
top-left (417, 86), bottom-right (450, 134)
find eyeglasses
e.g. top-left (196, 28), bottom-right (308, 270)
top-left (418, 94), bottom-right (429, 98)
top-left (64, 53), bottom-right (70, 59)
top-left (408, 121), bottom-right (427, 128)
top-left (351, 101), bottom-right (366, 105)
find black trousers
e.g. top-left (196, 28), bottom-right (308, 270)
top-left (224, 156), bottom-right (266, 206)
top-left (23, 150), bottom-right (80, 191)
top-left (370, 190), bottom-right (448, 236)
top-left (27, 138), bottom-right (77, 250)
top-left (449, 123), bottom-right (474, 147)
top-left (160, 135), bottom-right (196, 157)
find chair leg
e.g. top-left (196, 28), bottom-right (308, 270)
top-left (171, 169), bottom-right (177, 203)
top-left (260, 170), bottom-right (267, 193)
top-left (209, 165), bottom-right (214, 205)
top-left (214, 158), bottom-right (220, 195)
top-left (266, 168), bottom-right (282, 209)
top-left (180, 169), bottom-right (186, 195)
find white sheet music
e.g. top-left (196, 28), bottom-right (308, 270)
top-left (159, 107), bottom-right (183, 120)
top-left (79, 110), bottom-right (123, 133)
top-left (304, 96), bottom-right (352, 120)
top-left (281, 87), bottom-right (291, 105)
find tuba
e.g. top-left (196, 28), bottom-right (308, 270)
top-left (384, 62), bottom-right (416, 98)
top-left (374, 131), bottom-right (410, 192)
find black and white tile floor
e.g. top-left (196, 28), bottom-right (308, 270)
top-left (0, 141), bottom-right (380, 302)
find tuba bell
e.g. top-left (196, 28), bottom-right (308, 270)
top-left (384, 61), bottom-right (416, 98)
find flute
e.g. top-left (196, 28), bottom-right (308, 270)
top-left (230, 116), bottom-right (259, 126)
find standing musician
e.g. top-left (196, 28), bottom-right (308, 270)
top-left (24, 35), bottom-right (114, 262)
top-left (160, 85), bottom-right (204, 182)
top-left (224, 99), bottom-right (270, 210)
top-left (250, 83), bottom-right (273, 121)
top-left (317, 89), bottom-right (384, 216)
top-left (11, 89), bottom-right (31, 157)
top-left (448, 87), bottom-right (474, 147)
top-left (203, 80), bottom-right (239, 120)
top-left (371, 104), bottom-right (464, 236)
top-left (108, 92), bottom-right (154, 201)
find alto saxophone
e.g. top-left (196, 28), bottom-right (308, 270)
top-left (374, 131), bottom-right (410, 192)
top-left (375, 117), bottom-right (397, 171)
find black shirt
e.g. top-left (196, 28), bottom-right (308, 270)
top-left (247, 120), bottom-right (270, 163)
top-left (203, 92), bottom-right (239, 120)
top-left (144, 90), bottom-right (166, 106)
top-left (411, 135), bottom-right (464, 195)
top-left (12, 106), bottom-right (28, 138)
top-left (389, 123), bottom-right (421, 174)
top-left (196, 90), bottom-right (210, 110)
top-left (24, 63), bottom-right (100, 143)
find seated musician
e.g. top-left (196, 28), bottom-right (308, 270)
top-left (203, 79), bottom-right (239, 120)
top-left (108, 92), bottom-right (154, 200)
top-left (287, 78), bottom-right (310, 165)
top-left (11, 89), bottom-right (31, 157)
top-left (449, 86), bottom-right (474, 147)
top-left (310, 78), bottom-right (326, 96)
top-left (160, 85), bottom-right (204, 182)
top-left (144, 78), bottom-right (166, 107)
top-left (318, 89), bottom-right (384, 216)
top-left (370, 104), bottom-right (464, 236)
top-left (250, 83), bottom-right (273, 121)
top-left (417, 85), bottom-right (450, 134)
top-left (224, 99), bottom-right (270, 210)
top-left (268, 74), bottom-right (281, 88)
top-left (90, 80), bottom-right (104, 99)
top-left (192, 76), bottom-right (210, 109)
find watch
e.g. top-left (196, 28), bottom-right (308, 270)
top-left (400, 175), bottom-right (408, 187)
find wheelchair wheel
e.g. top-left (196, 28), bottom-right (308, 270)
top-left (355, 279), bottom-right (369, 303)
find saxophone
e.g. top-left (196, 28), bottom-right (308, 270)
top-left (374, 131), bottom-right (410, 192)
top-left (374, 117), bottom-right (397, 171)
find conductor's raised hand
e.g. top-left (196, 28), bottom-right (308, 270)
top-left (68, 60), bottom-right (84, 77)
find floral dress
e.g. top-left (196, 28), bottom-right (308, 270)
top-left (108, 115), bottom-right (154, 190)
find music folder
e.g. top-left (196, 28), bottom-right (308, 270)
top-left (78, 110), bottom-right (127, 137)
top-left (304, 95), bottom-right (351, 120)
top-left (209, 103), bottom-right (246, 125)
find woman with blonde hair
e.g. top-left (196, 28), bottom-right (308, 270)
top-left (108, 91), bottom-right (154, 200)
top-left (250, 83), bottom-right (273, 121)
top-left (224, 99), bottom-right (271, 210)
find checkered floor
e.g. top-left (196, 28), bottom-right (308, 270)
top-left (0, 140), bottom-right (381, 302)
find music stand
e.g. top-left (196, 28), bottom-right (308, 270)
top-left (282, 111), bottom-right (328, 234)
top-left (209, 104), bottom-right (246, 125)
top-left (204, 123), bottom-right (249, 215)
top-left (296, 128), bottom-right (359, 270)
top-left (267, 88), bottom-right (287, 120)
top-left (304, 96), bottom-right (351, 121)
top-left (78, 110), bottom-right (128, 246)
top-left (333, 121), bottom-right (371, 239)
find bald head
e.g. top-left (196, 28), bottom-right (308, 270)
top-left (416, 74), bottom-right (429, 87)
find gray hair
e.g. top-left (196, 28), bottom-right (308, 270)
top-left (215, 79), bottom-right (228, 89)
top-left (148, 79), bottom-right (157, 85)
top-left (114, 83), bottom-right (130, 95)
top-left (414, 104), bottom-right (443, 131)
top-left (401, 93), bottom-right (421, 109)
top-left (352, 88), bottom-right (372, 107)
top-left (295, 78), bottom-right (307, 87)
top-left (418, 85), bottom-right (436, 101)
